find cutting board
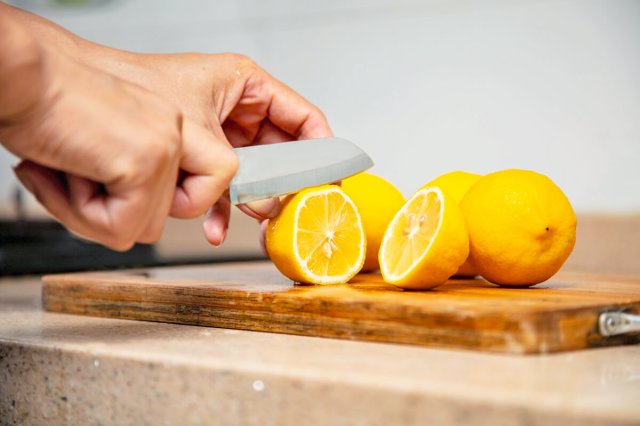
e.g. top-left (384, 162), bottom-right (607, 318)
top-left (42, 261), bottom-right (640, 354)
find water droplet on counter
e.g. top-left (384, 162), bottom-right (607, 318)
top-left (252, 379), bottom-right (265, 392)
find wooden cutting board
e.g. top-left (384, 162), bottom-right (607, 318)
top-left (42, 261), bottom-right (640, 354)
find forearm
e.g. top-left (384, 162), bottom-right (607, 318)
top-left (1, 3), bottom-right (155, 128)
top-left (0, 2), bottom-right (91, 59)
top-left (0, 2), bottom-right (141, 80)
top-left (0, 10), bottom-right (47, 127)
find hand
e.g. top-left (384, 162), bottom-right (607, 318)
top-left (1, 29), bottom-right (237, 250)
top-left (2, 4), bottom-right (333, 248)
top-left (92, 51), bottom-right (333, 245)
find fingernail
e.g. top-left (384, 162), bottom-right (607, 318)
top-left (206, 222), bottom-right (227, 247)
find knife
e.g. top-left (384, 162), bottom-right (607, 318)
top-left (229, 137), bottom-right (373, 204)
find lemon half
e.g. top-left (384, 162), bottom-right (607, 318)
top-left (379, 187), bottom-right (469, 289)
top-left (266, 185), bottom-right (366, 285)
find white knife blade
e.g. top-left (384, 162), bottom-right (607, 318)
top-left (229, 138), bottom-right (373, 204)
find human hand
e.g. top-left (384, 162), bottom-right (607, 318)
top-left (1, 33), bottom-right (237, 250)
top-left (2, 5), bottom-right (333, 248)
top-left (90, 52), bottom-right (333, 245)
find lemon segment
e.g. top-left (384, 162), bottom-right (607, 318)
top-left (379, 187), bottom-right (469, 290)
top-left (266, 185), bottom-right (366, 285)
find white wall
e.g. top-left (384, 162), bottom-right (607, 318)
top-left (2, 0), bottom-right (639, 214)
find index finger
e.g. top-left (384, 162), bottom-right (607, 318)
top-left (224, 66), bottom-right (334, 145)
top-left (262, 72), bottom-right (333, 140)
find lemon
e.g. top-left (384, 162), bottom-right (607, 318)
top-left (265, 185), bottom-right (366, 285)
top-left (341, 173), bottom-right (405, 271)
top-left (423, 171), bottom-right (481, 277)
top-left (423, 171), bottom-right (481, 204)
top-left (379, 187), bottom-right (469, 290)
top-left (460, 169), bottom-right (577, 287)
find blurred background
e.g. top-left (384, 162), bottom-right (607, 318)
top-left (1, 0), bottom-right (639, 274)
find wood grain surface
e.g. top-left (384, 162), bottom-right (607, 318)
top-left (42, 261), bottom-right (640, 354)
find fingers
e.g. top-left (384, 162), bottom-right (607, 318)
top-left (222, 64), bottom-right (333, 147)
top-left (14, 161), bottom-right (75, 226)
top-left (236, 198), bottom-right (281, 221)
top-left (253, 120), bottom-right (293, 146)
top-left (204, 197), bottom-right (279, 248)
top-left (203, 196), bottom-right (231, 246)
top-left (170, 120), bottom-right (238, 219)
top-left (66, 173), bottom-right (98, 209)
top-left (265, 77), bottom-right (333, 140)
top-left (14, 162), bottom-right (139, 250)
top-left (14, 120), bottom-right (237, 250)
top-left (259, 219), bottom-right (269, 256)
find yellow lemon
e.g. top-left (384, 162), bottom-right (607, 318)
top-left (423, 171), bottom-right (481, 277)
top-left (460, 169), bottom-right (577, 287)
top-left (265, 185), bottom-right (366, 285)
top-left (423, 171), bottom-right (481, 204)
top-left (379, 187), bottom-right (469, 290)
top-left (341, 172), bottom-right (405, 271)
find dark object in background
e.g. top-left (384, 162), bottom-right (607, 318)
top-left (0, 219), bottom-right (157, 275)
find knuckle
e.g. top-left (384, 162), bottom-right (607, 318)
top-left (223, 52), bottom-right (259, 75)
top-left (143, 220), bottom-right (166, 244)
top-left (145, 130), bottom-right (181, 170)
top-left (315, 106), bottom-right (328, 121)
top-left (220, 148), bottom-right (239, 180)
top-left (101, 225), bottom-right (137, 251)
top-left (111, 223), bottom-right (142, 250)
top-left (226, 52), bottom-right (252, 64)
top-left (108, 156), bottom-right (138, 185)
top-left (311, 106), bottom-right (327, 123)
top-left (107, 238), bottom-right (136, 252)
top-left (165, 126), bottom-right (183, 157)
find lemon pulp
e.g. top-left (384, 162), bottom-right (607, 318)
top-left (266, 185), bottom-right (365, 285)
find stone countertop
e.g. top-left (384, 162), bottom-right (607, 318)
top-left (1, 273), bottom-right (639, 426)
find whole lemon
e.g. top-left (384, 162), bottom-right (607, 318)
top-left (460, 169), bottom-right (576, 286)
top-left (423, 171), bottom-right (481, 276)
top-left (341, 172), bottom-right (405, 272)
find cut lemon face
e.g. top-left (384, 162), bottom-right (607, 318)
top-left (379, 187), bottom-right (469, 289)
top-left (265, 185), bottom-right (366, 285)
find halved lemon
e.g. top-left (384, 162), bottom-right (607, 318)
top-left (265, 185), bottom-right (366, 285)
top-left (379, 187), bottom-right (469, 289)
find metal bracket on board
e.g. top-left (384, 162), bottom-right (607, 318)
top-left (599, 312), bottom-right (640, 336)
